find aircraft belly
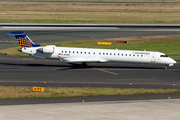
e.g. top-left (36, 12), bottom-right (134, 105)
top-left (107, 57), bottom-right (150, 63)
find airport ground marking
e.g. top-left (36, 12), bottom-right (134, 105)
top-left (0, 41), bottom-right (15, 43)
top-left (93, 67), bottom-right (118, 75)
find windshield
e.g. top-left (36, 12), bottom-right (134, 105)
top-left (160, 55), bottom-right (168, 57)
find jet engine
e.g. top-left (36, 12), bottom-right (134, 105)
top-left (37, 45), bottom-right (56, 53)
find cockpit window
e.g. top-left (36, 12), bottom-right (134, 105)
top-left (160, 55), bottom-right (168, 57)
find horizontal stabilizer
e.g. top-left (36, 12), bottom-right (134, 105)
top-left (5, 31), bottom-right (25, 36)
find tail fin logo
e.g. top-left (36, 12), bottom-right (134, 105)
top-left (16, 36), bottom-right (33, 48)
top-left (5, 31), bottom-right (41, 48)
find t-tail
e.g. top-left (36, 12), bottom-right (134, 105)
top-left (5, 31), bottom-right (40, 48)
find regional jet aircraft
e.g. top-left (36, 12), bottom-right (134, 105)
top-left (5, 31), bottom-right (176, 69)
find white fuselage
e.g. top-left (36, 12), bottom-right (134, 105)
top-left (21, 46), bottom-right (176, 66)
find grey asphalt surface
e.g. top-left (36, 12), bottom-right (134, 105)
top-left (0, 93), bottom-right (180, 105)
top-left (0, 54), bottom-right (179, 89)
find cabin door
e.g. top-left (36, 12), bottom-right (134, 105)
top-left (151, 54), bottom-right (156, 63)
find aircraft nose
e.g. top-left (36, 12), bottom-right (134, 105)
top-left (170, 58), bottom-right (176, 64)
top-left (173, 59), bottom-right (177, 64)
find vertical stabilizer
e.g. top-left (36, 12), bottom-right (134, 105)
top-left (5, 31), bottom-right (40, 48)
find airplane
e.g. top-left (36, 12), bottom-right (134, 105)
top-left (5, 31), bottom-right (176, 69)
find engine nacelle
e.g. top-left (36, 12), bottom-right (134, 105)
top-left (37, 45), bottom-right (56, 54)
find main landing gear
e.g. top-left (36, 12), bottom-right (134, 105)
top-left (71, 62), bottom-right (88, 68)
top-left (81, 62), bottom-right (88, 68)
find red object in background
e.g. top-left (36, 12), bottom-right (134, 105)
top-left (117, 41), bottom-right (128, 43)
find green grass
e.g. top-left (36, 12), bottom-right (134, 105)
top-left (1, 18), bottom-right (180, 24)
top-left (40, 38), bottom-right (180, 55)
top-left (0, 47), bottom-right (31, 56)
top-left (1, 0), bottom-right (180, 2)
top-left (171, 56), bottom-right (180, 61)
top-left (0, 86), bottom-right (180, 99)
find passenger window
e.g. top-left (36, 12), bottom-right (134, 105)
top-left (137, 55), bottom-right (139, 57)
top-left (129, 54), bottom-right (131, 56)
top-left (141, 55), bottom-right (143, 57)
top-left (77, 51), bottom-right (78, 54)
top-left (84, 52), bottom-right (86, 54)
top-left (133, 54), bottom-right (135, 57)
top-left (125, 54), bottom-right (127, 56)
top-left (73, 51), bottom-right (75, 53)
top-left (69, 51), bottom-right (71, 53)
top-left (81, 52), bottom-right (82, 54)
top-left (93, 52), bottom-right (95, 54)
top-left (118, 53), bottom-right (119, 56)
top-left (88, 52), bottom-right (90, 54)
top-left (103, 53), bottom-right (105, 55)
top-left (65, 51), bottom-right (67, 53)
top-left (110, 53), bottom-right (112, 55)
top-left (114, 53), bottom-right (116, 55)
top-left (62, 51), bottom-right (63, 53)
top-left (122, 54), bottom-right (123, 56)
top-left (99, 52), bottom-right (101, 55)
top-left (106, 53), bottom-right (108, 55)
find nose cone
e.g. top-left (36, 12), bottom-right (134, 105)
top-left (18, 48), bottom-right (22, 52)
top-left (172, 59), bottom-right (177, 64)
top-left (168, 58), bottom-right (177, 66)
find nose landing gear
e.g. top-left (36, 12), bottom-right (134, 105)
top-left (164, 65), bottom-right (168, 70)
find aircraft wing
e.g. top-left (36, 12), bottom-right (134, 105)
top-left (58, 56), bottom-right (106, 63)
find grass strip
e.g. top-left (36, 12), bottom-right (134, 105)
top-left (171, 56), bottom-right (180, 61)
top-left (0, 86), bottom-right (180, 99)
top-left (1, 19), bottom-right (180, 24)
top-left (1, 4), bottom-right (180, 24)
top-left (1, 0), bottom-right (180, 2)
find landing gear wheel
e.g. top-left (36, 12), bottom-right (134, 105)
top-left (81, 62), bottom-right (87, 68)
top-left (164, 65), bottom-right (168, 70)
